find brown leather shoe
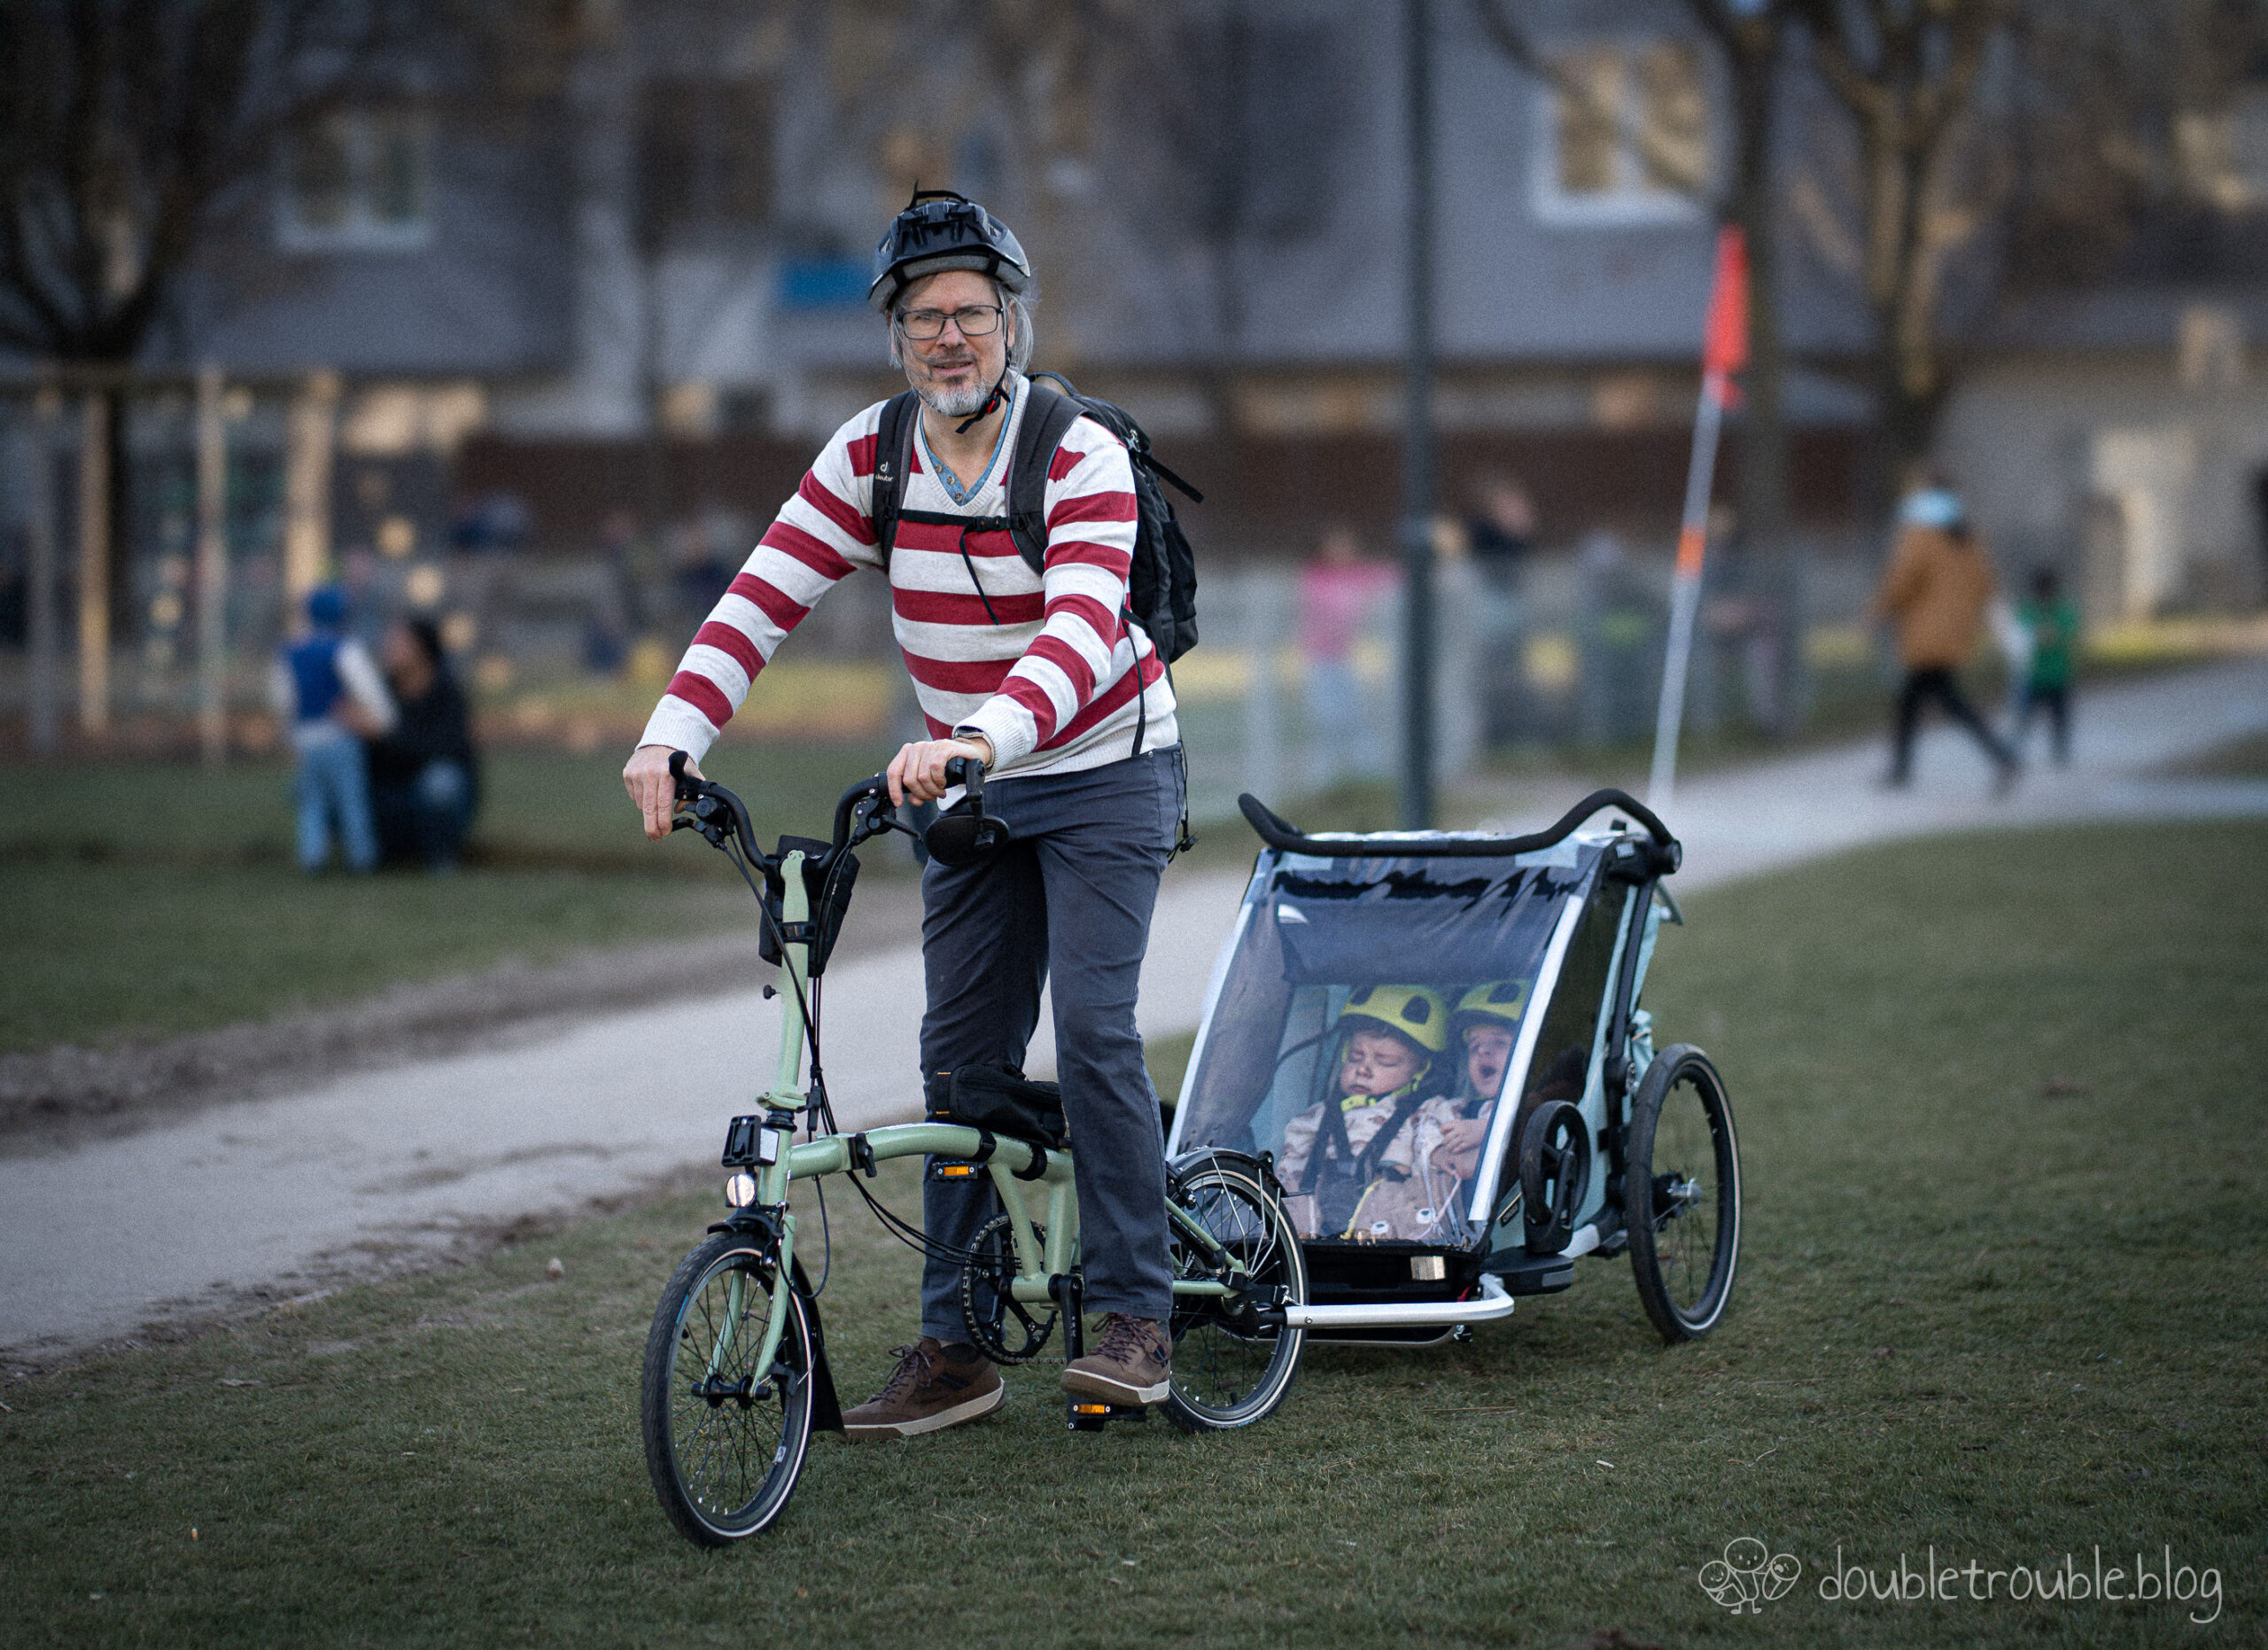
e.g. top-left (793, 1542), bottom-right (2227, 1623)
top-left (842, 1338), bottom-right (1005, 1440)
top-left (1060, 1314), bottom-right (1172, 1405)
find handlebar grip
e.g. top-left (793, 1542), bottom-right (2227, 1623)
top-left (944, 754), bottom-right (985, 813)
top-left (667, 749), bottom-right (699, 802)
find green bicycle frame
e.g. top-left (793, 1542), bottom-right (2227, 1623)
top-left (712, 851), bottom-right (1246, 1389)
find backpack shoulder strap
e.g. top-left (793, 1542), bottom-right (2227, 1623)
top-left (870, 391), bottom-right (920, 571)
top-left (1005, 385), bottom-right (1084, 577)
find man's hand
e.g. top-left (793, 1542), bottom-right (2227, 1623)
top-left (888, 735), bottom-right (993, 806)
top-left (625, 743), bottom-right (698, 841)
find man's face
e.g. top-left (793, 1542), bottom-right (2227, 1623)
top-left (896, 269), bottom-right (1011, 420)
top-left (1339, 1028), bottom-right (1425, 1101)
top-left (1464, 1023), bottom-right (1516, 1100)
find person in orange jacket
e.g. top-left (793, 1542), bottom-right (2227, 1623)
top-left (1868, 485), bottom-right (2019, 792)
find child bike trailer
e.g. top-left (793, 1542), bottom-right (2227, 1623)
top-left (1163, 788), bottom-right (1740, 1346)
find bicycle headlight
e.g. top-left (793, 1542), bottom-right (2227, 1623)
top-left (723, 1171), bottom-right (758, 1208)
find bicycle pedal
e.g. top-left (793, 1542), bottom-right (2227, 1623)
top-left (1065, 1399), bottom-right (1147, 1431)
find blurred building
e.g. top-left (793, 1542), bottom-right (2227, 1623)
top-left (12, 0), bottom-right (2268, 628)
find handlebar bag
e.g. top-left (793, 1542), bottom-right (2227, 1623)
top-left (926, 1062), bottom-right (1068, 1150)
top-left (757, 838), bottom-right (859, 977)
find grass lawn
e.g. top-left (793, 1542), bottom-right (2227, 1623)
top-left (4, 821), bottom-right (2263, 1646)
top-left (0, 743), bottom-right (901, 1055)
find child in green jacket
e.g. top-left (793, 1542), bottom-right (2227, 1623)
top-left (2014, 566), bottom-right (2078, 766)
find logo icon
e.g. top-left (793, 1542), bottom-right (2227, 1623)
top-left (1698, 1537), bottom-right (1802, 1615)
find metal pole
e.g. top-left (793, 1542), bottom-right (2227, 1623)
top-left (1399, 0), bottom-right (1437, 830)
top-left (25, 387), bottom-right (59, 753)
top-left (195, 364), bottom-right (230, 765)
top-left (1646, 371), bottom-right (1728, 807)
top-left (76, 390), bottom-right (110, 739)
top-left (1243, 569), bottom-right (1281, 806)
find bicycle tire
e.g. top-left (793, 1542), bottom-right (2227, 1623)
top-left (1623, 1045), bottom-right (1742, 1342)
top-left (641, 1231), bottom-right (816, 1545)
top-left (1162, 1161), bottom-right (1307, 1432)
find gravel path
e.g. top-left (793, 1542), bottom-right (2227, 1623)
top-left (4, 658), bottom-right (2264, 1360)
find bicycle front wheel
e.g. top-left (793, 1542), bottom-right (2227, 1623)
top-left (641, 1231), bottom-right (816, 1545)
top-left (1163, 1158), bottom-right (1307, 1432)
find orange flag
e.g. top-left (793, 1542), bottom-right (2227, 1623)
top-left (1702, 225), bottom-right (1749, 393)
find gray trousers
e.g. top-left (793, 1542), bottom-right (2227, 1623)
top-left (917, 745), bottom-right (1184, 1339)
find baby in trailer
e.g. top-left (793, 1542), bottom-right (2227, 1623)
top-left (1278, 981), bottom-right (1541, 1244)
top-left (1368, 981), bottom-right (1533, 1244)
top-left (1276, 985), bottom-right (1449, 1241)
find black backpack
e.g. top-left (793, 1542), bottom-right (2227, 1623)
top-left (869, 371), bottom-right (1201, 669)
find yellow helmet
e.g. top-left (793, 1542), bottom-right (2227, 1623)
top-left (1339, 984), bottom-right (1449, 1055)
top-left (1453, 979), bottom-right (1530, 1039)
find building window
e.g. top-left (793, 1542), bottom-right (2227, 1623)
top-left (278, 107), bottom-right (432, 251)
top-left (2176, 84), bottom-right (2268, 212)
top-left (1534, 39), bottom-right (1708, 226)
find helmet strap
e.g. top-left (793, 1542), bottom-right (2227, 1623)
top-left (954, 365), bottom-right (1013, 435)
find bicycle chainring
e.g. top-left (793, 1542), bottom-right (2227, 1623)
top-left (957, 1214), bottom-right (1057, 1365)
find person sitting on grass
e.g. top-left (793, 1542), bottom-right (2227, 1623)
top-left (367, 618), bottom-right (479, 873)
top-left (1276, 985), bottom-right (1448, 1241)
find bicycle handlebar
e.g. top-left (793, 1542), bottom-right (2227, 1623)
top-left (667, 750), bottom-right (995, 870)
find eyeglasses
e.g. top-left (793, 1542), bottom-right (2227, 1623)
top-left (896, 304), bottom-right (1003, 340)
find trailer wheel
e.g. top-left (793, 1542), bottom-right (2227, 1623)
top-left (1624, 1046), bottom-right (1741, 1341)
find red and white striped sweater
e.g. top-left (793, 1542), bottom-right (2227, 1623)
top-left (638, 375), bottom-right (1178, 778)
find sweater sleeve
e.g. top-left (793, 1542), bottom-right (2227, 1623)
top-left (637, 409), bottom-right (885, 759)
top-left (336, 639), bottom-right (399, 735)
top-left (953, 416), bottom-right (1143, 768)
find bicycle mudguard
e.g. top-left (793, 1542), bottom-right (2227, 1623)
top-left (1166, 1147), bottom-right (1283, 1200)
top-left (791, 1256), bottom-right (844, 1434)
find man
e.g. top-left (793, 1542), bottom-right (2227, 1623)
top-left (1868, 482), bottom-right (2019, 792)
top-left (269, 584), bottom-right (394, 874)
top-left (623, 191), bottom-right (1184, 1437)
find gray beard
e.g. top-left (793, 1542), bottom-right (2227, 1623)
top-left (913, 374), bottom-right (992, 419)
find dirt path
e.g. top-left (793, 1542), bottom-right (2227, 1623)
top-left (4, 658), bottom-right (2264, 1361)
top-left (0, 879), bottom-right (924, 1152)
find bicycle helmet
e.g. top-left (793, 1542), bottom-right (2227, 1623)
top-left (1451, 979), bottom-right (1530, 1039)
top-left (868, 189), bottom-right (1032, 315)
top-left (1339, 985), bottom-right (1449, 1055)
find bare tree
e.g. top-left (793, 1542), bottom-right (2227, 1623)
top-left (1786, 0), bottom-right (2013, 481)
top-left (1998, 0), bottom-right (2268, 295)
top-left (1474, 0), bottom-right (1805, 729)
top-left (0, 0), bottom-right (397, 628)
top-left (1688, 2), bottom-right (1797, 603)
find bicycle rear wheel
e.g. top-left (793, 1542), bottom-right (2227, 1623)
top-left (641, 1231), bottom-right (816, 1545)
top-left (1162, 1157), bottom-right (1306, 1432)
